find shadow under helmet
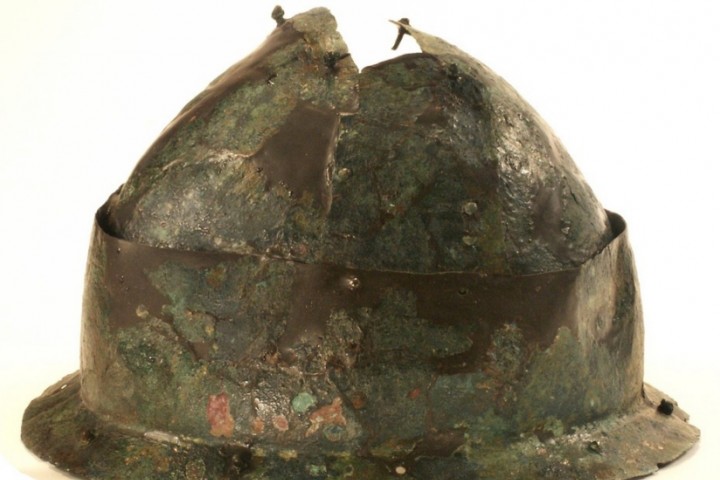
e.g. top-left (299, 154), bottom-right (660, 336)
top-left (22, 7), bottom-right (699, 480)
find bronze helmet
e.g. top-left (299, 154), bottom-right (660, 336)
top-left (22, 7), bottom-right (698, 479)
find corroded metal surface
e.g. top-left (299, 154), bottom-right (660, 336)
top-left (22, 374), bottom-right (698, 479)
top-left (21, 210), bottom-right (699, 479)
top-left (103, 10), bottom-right (611, 275)
top-left (22, 6), bottom-right (698, 480)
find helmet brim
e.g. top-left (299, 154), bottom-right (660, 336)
top-left (22, 372), bottom-right (698, 480)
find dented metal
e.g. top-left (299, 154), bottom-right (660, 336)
top-left (22, 6), bottom-right (698, 480)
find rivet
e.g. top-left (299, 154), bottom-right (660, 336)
top-left (657, 399), bottom-right (675, 415)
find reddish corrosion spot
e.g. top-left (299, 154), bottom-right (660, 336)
top-left (408, 388), bottom-right (422, 399)
top-left (306, 397), bottom-right (346, 436)
top-left (251, 417), bottom-right (265, 435)
top-left (207, 393), bottom-right (235, 438)
top-left (291, 243), bottom-right (309, 256)
top-left (350, 392), bottom-right (367, 410)
top-left (272, 414), bottom-right (289, 432)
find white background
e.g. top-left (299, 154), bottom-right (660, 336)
top-left (1, 0), bottom-right (718, 478)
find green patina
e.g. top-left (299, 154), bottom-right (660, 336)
top-left (21, 6), bottom-right (698, 480)
top-left (292, 392), bottom-right (317, 414)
